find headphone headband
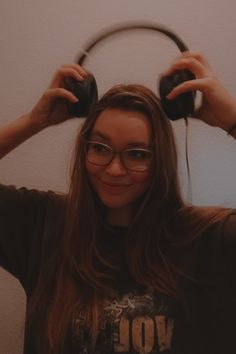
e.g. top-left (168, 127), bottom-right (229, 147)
top-left (66, 22), bottom-right (195, 121)
top-left (77, 22), bottom-right (189, 66)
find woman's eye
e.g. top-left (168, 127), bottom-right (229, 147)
top-left (126, 150), bottom-right (150, 160)
top-left (90, 143), bottom-right (109, 153)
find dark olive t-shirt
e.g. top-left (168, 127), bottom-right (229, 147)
top-left (0, 184), bottom-right (236, 354)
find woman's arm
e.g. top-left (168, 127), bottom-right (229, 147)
top-left (0, 113), bottom-right (43, 159)
top-left (0, 64), bottom-right (87, 159)
top-left (164, 52), bottom-right (236, 138)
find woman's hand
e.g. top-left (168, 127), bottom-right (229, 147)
top-left (0, 64), bottom-right (88, 159)
top-left (164, 52), bottom-right (236, 132)
top-left (29, 64), bottom-right (87, 129)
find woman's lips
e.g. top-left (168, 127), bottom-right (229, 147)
top-left (99, 180), bottom-right (132, 193)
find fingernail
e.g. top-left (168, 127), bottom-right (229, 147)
top-left (162, 69), bottom-right (171, 76)
top-left (76, 75), bottom-right (83, 81)
top-left (166, 93), bottom-right (173, 99)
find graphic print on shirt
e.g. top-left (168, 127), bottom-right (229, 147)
top-left (72, 288), bottom-right (175, 353)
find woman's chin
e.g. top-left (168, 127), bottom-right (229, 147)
top-left (101, 198), bottom-right (128, 209)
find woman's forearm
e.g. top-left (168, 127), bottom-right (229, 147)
top-left (0, 114), bottom-right (44, 159)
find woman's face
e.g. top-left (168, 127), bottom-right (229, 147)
top-left (85, 108), bottom-right (153, 219)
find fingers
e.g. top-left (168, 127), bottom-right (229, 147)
top-left (166, 77), bottom-right (215, 99)
top-left (161, 51), bottom-right (218, 99)
top-left (61, 63), bottom-right (88, 76)
top-left (49, 64), bottom-right (88, 89)
top-left (43, 87), bottom-right (79, 103)
top-left (163, 51), bottom-right (213, 78)
top-left (174, 51), bottom-right (211, 69)
top-left (163, 57), bottom-right (208, 78)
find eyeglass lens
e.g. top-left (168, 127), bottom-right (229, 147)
top-left (86, 141), bottom-right (152, 171)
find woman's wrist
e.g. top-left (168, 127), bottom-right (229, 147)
top-left (223, 105), bottom-right (236, 137)
top-left (216, 104), bottom-right (236, 135)
top-left (26, 111), bottom-right (50, 132)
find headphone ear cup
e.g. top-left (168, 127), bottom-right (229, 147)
top-left (159, 70), bottom-right (196, 120)
top-left (64, 73), bottom-right (98, 117)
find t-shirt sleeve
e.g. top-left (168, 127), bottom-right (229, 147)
top-left (221, 211), bottom-right (236, 293)
top-left (0, 183), bottom-right (53, 291)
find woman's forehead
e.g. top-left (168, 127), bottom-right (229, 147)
top-left (91, 109), bottom-right (152, 146)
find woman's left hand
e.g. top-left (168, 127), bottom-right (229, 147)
top-left (164, 52), bottom-right (236, 132)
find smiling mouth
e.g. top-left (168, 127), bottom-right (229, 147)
top-left (100, 180), bottom-right (132, 187)
top-left (100, 181), bottom-right (131, 194)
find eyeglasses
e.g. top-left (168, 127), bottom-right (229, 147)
top-left (85, 141), bottom-right (153, 172)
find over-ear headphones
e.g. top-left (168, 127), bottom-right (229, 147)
top-left (65, 22), bottom-right (196, 121)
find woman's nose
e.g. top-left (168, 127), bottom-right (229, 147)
top-left (105, 155), bottom-right (127, 176)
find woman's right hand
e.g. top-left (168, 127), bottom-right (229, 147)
top-left (29, 64), bottom-right (88, 129)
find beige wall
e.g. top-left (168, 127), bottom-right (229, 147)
top-left (1, 0), bottom-right (236, 352)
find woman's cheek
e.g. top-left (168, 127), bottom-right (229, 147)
top-left (130, 168), bottom-right (152, 185)
top-left (85, 160), bottom-right (103, 177)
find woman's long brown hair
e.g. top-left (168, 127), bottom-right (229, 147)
top-left (27, 84), bottom-right (232, 353)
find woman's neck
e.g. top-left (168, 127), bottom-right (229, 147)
top-left (106, 205), bottom-right (132, 227)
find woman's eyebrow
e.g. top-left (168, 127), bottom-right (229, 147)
top-left (90, 130), bottom-right (151, 148)
top-left (89, 131), bottom-right (110, 141)
top-left (125, 142), bottom-right (152, 149)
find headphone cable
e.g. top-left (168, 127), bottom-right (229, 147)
top-left (184, 117), bottom-right (193, 204)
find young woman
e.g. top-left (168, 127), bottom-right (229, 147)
top-left (1, 52), bottom-right (236, 354)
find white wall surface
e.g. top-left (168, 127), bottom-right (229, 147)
top-left (0, 0), bottom-right (236, 353)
